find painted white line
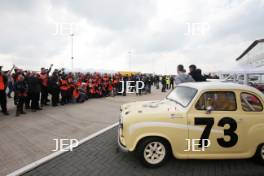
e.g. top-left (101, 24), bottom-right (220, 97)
top-left (7, 122), bottom-right (119, 176)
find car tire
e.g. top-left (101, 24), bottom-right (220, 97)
top-left (136, 137), bottom-right (171, 167)
top-left (255, 143), bottom-right (264, 164)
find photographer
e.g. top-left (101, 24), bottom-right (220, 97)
top-left (27, 72), bottom-right (42, 112)
top-left (48, 69), bottom-right (60, 107)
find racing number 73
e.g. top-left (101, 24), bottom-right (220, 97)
top-left (194, 117), bottom-right (238, 148)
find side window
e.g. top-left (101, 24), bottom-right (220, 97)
top-left (241, 93), bottom-right (263, 112)
top-left (196, 91), bottom-right (237, 111)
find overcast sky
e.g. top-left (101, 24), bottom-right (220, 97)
top-left (0, 0), bottom-right (264, 74)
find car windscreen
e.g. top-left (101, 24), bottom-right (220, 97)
top-left (166, 86), bottom-right (197, 107)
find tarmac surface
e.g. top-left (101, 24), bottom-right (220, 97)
top-left (22, 126), bottom-right (264, 176)
top-left (0, 88), bottom-right (164, 176)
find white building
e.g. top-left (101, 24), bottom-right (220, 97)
top-left (236, 39), bottom-right (264, 67)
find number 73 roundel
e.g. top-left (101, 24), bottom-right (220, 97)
top-left (194, 117), bottom-right (238, 148)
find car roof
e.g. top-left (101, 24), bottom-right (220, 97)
top-left (178, 82), bottom-right (260, 93)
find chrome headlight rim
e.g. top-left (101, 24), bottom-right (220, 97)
top-left (119, 114), bottom-right (123, 129)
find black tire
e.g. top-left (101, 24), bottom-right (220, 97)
top-left (255, 144), bottom-right (264, 165)
top-left (136, 137), bottom-right (171, 167)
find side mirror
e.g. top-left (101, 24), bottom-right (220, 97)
top-left (206, 106), bottom-right (213, 114)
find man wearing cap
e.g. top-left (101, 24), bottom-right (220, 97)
top-left (0, 66), bottom-right (9, 115)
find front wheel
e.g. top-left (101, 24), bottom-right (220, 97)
top-left (255, 144), bottom-right (264, 164)
top-left (136, 137), bottom-right (171, 167)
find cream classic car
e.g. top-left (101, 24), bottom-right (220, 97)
top-left (118, 82), bottom-right (264, 167)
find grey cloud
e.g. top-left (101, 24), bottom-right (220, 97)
top-left (0, 0), bottom-right (37, 12)
top-left (208, 0), bottom-right (264, 43)
top-left (52, 0), bottom-right (156, 31)
top-left (0, 0), bottom-right (263, 73)
top-left (140, 22), bottom-right (188, 53)
top-left (0, 0), bottom-right (68, 66)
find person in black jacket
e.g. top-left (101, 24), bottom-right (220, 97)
top-left (14, 74), bottom-right (28, 116)
top-left (0, 66), bottom-right (9, 115)
top-left (161, 75), bottom-right (166, 92)
top-left (48, 70), bottom-right (60, 107)
top-left (144, 75), bottom-right (152, 94)
top-left (24, 71), bottom-right (31, 109)
top-left (189, 65), bottom-right (206, 82)
top-left (135, 74), bottom-right (142, 96)
top-left (27, 72), bottom-right (42, 112)
top-left (122, 74), bottom-right (128, 96)
top-left (169, 75), bottom-right (174, 89)
top-left (154, 75), bottom-right (160, 89)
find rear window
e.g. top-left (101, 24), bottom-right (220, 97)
top-left (241, 93), bottom-right (263, 112)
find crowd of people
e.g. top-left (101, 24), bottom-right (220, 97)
top-left (0, 64), bottom-right (208, 117)
top-left (0, 65), bottom-right (154, 117)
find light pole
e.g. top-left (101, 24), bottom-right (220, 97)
top-left (70, 33), bottom-right (74, 71)
top-left (128, 51), bottom-right (132, 71)
top-left (151, 57), bottom-right (154, 74)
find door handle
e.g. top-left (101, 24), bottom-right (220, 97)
top-left (170, 114), bottom-right (183, 119)
top-left (170, 114), bottom-right (177, 118)
top-left (237, 118), bottom-right (243, 123)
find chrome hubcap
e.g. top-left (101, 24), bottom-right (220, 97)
top-left (144, 142), bottom-right (166, 164)
top-left (261, 145), bottom-right (264, 160)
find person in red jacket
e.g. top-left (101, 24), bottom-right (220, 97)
top-left (72, 84), bottom-right (80, 102)
top-left (67, 74), bottom-right (74, 103)
top-left (59, 75), bottom-right (68, 105)
top-left (40, 64), bottom-right (53, 106)
top-left (0, 66), bottom-right (9, 115)
top-left (14, 74), bottom-right (28, 116)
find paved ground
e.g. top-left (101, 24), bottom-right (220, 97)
top-left (22, 127), bottom-right (264, 176)
top-left (0, 88), bottom-right (165, 175)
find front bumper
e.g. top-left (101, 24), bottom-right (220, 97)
top-left (117, 125), bottom-right (129, 152)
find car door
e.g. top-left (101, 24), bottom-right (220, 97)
top-left (238, 91), bottom-right (264, 153)
top-left (187, 90), bottom-right (247, 157)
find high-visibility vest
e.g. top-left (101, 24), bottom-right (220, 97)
top-left (166, 77), bottom-right (170, 84)
top-left (60, 80), bottom-right (68, 91)
top-left (73, 89), bottom-right (80, 98)
top-left (90, 88), bottom-right (95, 94)
top-left (40, 73), bottom-right (48, 87)
top-left (0, 75), bottom-right (4, 90)
top-left (76, 81), bottom-right (81, 87)
top-left (108, 84), bottom-right (113, 91)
